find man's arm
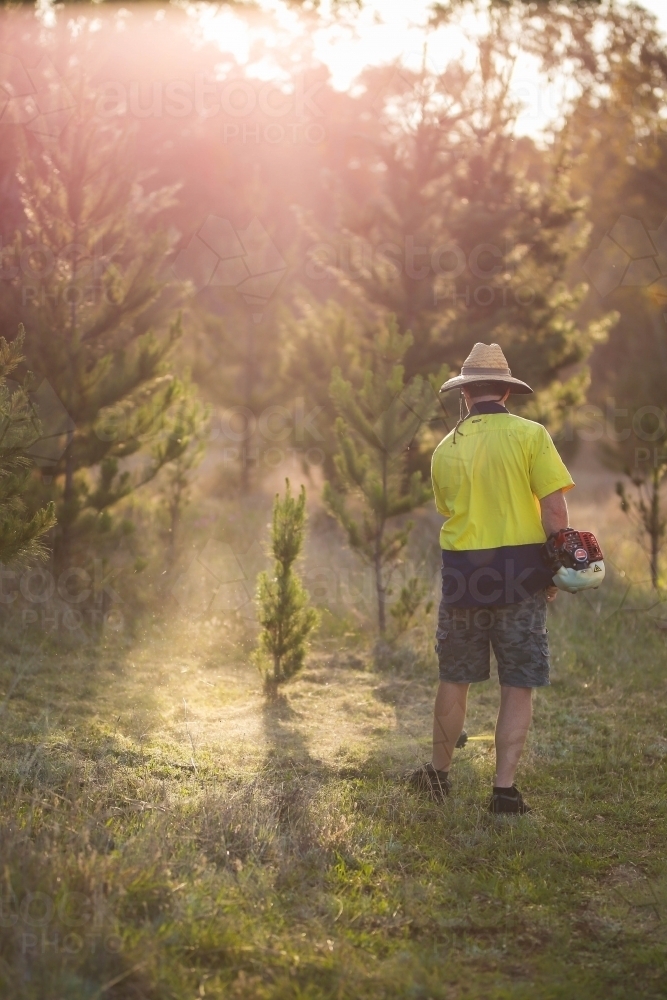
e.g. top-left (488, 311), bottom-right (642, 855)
top-left (540, 488), bottom-right (569, 537)
top-left (540, 489), bottom-right (569, 600)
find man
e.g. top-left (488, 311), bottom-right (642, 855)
top-left (409, 342), bottom-right (574, 814)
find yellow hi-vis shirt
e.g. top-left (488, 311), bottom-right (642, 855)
top-left (431, 409), bottom-right (574, 552)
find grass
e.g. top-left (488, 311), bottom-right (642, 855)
top-left (0, 580), bottom-right (666, 999)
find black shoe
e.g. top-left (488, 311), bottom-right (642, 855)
top-left (455, 729), bottom-right (468, 749)
top-left (408, 762), bottom-right (451, 801)
top-left (489, 784), bottom-right (531, 814)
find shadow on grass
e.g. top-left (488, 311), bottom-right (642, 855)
top-left (261, 689), bottom-right (309, 756)
top-left (0, 620), bottom-right (171, 1000)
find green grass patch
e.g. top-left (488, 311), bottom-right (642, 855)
top-left (0, 585), bottom-right (665, 998)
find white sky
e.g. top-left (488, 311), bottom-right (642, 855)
top-left (639, 0), bottom-right (667, 30)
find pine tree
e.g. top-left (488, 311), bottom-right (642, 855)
top-left (255, 480), bottom-right (319, 688)
top-left (323, 317), bottom-right (446, 634)
top-left (616, 467), bottom-right (667, 592)
top-left (0, 328), bottom-right (55, 566)
top-left (160, 387), bottom-right (210, 561)
top-left (565, 6), bottom-right (667, 589)
top-left (192, 303), bottom-right (285, 494)
top-left (280, 298), bottom-right (370, 480)
top-left (0, 107), bottom-right (200, 571)
top-left (296, 6), bottom-right (615, 442)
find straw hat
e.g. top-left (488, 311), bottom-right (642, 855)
top-left (439, 342), bottom-right (533, 395)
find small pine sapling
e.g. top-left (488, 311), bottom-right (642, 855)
top-left (389, 576), bottom-right (434, 639)
top-left (157, 384), bottom-right (210, 561)
top-left (323, 317), bottom-right (445, 633)
top-left (0, 327), bottom-right (56, 565)
top-left (617, 459), bottom-right (667, 590)
top-left (254, 480), bottom-right (319, 689)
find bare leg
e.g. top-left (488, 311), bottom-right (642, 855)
top-left (494, 685), bottom-right (533, 787)
top-left (432, 681), bottom-right (469, 772)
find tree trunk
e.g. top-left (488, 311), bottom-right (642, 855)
top-left (240, 321), bottom-right (255, 494)
top-left (375, 549), bottom-right (386, 634)
top-left (57, 447), bottom-right (75, 572)
top-left (651, 466), bottom-right (660, 589)
top-left (168, 480), bottom-right (183, 559)
top-left (58, 222), bottom-right (79, 573)
top-left (375, 453), bottom-right (387, 633)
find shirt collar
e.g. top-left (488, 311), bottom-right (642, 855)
top-left (469, 401), bottom-right (509, 416)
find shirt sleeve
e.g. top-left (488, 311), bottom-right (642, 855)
top-left (431, 452), bottom-right (451, 517)
top-left (529, 425), bottom-right (575, 500)
top-left (433, 483), bottom-right (450, 517)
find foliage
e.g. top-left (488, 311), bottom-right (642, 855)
top-left (0, 327), bottom-right (55, 566)
top-left (280, 299), bottom-right (370, 480)
top-left (1, 1), bottom-right (663, 496)
top-left (192, 303), bottom-right (287, 493)
top-left (158, 383), bottom-right (210, 559)
top-left (616, 463), bottom-right (667, 591)
top-left (569, 15), bottom-right (667, 576)
top-left (255, 479), bottom-right (319, 687)
top-left (324, 317), bottom-right (446, 633)
top-left (0, 103), bottom-right (202, 571)
top-left (388, 574), bottom-right (434, 639)
top-left (295, 11), bottom-right (615, 454)
top-left (578, 26), bottom-right (667, 593)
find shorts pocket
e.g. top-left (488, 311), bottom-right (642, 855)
top-left (434, 628), bottom-right (449, 655)
top-left (530, 629), bottom-right (550, 668)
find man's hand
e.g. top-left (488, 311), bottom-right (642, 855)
top-left (546, 586), bottom-right (558, 602)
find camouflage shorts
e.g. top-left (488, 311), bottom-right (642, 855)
top-left (435, 591), bottom-right (550, 688)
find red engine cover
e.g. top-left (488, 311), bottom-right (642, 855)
top-left (542, 528), bottom-right (604, 572)
top-left (578, 531), bottom-right (604, 563)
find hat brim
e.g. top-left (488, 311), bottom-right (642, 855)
top-left (439, 373), bottom-right (533, 395)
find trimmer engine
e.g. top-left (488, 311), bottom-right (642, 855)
top-left (541, 528), bottom-right (605, 593)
